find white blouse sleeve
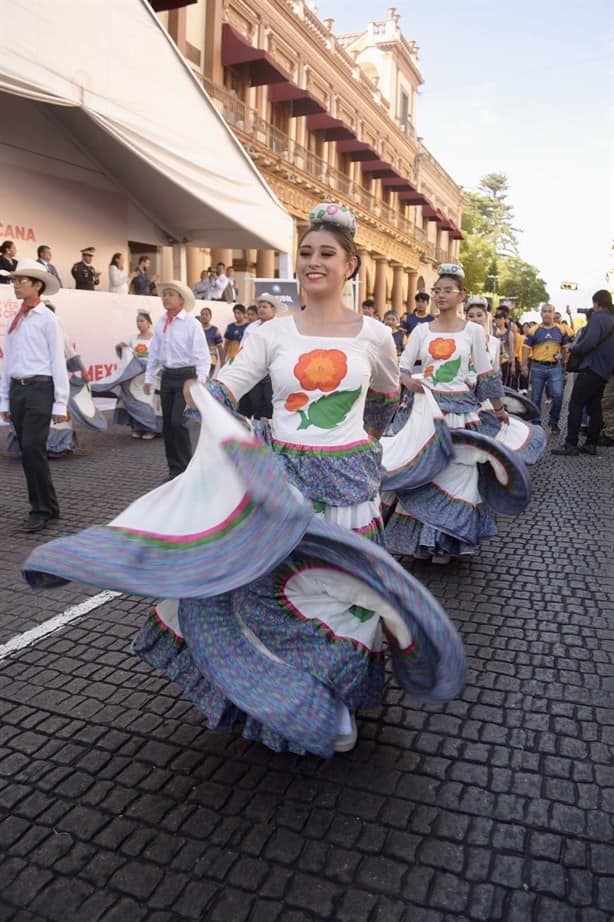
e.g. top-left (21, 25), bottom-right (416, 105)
top-left (215, 324), bottom-right (272, 402)
top-left (369, 324), bottom-right (400, 396)
top-left (399, 324), bottom-right (425, 373)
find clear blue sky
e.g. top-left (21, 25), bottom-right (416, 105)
top-left (319, 0), bottom-right (614, 310)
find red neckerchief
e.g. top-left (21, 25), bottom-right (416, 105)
top-left (9, 298), bottom-right (41, 334)
top-left (163, 309), bottom-right (180, 333)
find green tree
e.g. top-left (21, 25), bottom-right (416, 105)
top-left (460, 172), bottom-right (548, 308)
top-left (458, 233), bottom-right (496, 294)
top-left (498, 257), bottom-right (549, 312)
top-left (478, 173), bottom-right (520, 257)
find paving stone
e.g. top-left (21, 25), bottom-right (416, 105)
top-left (0, 415), bottom-right (612, 921)
top-left (429, 871), bottom-right (470, 912)
top-left (285, 872), bottom-right (342, 916)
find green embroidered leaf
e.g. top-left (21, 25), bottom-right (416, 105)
top-left (298, 387), bottom-right (362, 430)
top-left (431, 357), bottom-right (461, 385)
top-left (312, 500), bottom-right (326, 513)
top-left (349, 604), bottom-right (377, 623)
top-left (296, 409), bottom-right (310, 430)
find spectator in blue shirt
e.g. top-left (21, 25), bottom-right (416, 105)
top-left (401, 291), bottom-right (434, 335)
top-left (130, 256), bottom-right (159, 296)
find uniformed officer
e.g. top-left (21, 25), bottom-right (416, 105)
top-left (71, 246), bottom-right (100, 291)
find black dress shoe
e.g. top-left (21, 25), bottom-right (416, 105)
top-left (579, 443), bottom-right (598, 456)
top-left (551, 443), bottom-right (579, 456)
top-left (24, 517), bottom-right (49, 533)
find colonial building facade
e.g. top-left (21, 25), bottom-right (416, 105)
top-left (155, 0), bottom-right (463, 312)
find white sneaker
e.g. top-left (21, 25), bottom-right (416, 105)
top-left (131, 432), bottom-right (142, 439)
top-left (141, 432), bottom-right (156, 440)
top-left (334, 713), bottom-right (357, 753)
top-left (413, 549), bottom-right (431, 560)
top-left (432, 554), bottom-right (451, 565)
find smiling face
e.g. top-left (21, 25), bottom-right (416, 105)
top-left (297, 229), bottom-right (356, 299)
top-left (383, 313), bottom-right (398, 329)
top-left (466, 305), bottom-right (488, 327)
top-left (257, 300), bottom-right (276, 322)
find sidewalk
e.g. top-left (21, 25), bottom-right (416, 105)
top-left (0, 421), bottom-right (613, 922)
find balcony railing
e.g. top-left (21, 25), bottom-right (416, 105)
top-left (201, 77), bottom-right (434, 254)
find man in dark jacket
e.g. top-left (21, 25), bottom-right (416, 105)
top-left (552, 290), bottom-right (614, 456)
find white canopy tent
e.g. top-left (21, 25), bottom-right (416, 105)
top-left (0, 0), bottom-right (294, 253)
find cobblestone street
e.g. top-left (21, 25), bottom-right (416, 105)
top-left (0, 418), bottom-right (612, 922)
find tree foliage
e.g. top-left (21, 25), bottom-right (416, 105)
top-left (460, 172), bottom-right (549, 311)
top-left (498, 258), bottom-right (549, 312)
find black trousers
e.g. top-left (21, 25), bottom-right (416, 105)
top-left (565, 369), bottom-right (607, 446)
top-left (160, 369), bottom-right (194, 478)
top-left (10, 379), bottom-right (59, 518)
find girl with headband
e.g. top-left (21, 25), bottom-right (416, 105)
top-left (383, 264), bottom-right (537, 564)
top-left (25, 207), bottom-right (467, 758)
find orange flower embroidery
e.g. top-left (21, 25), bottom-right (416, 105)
top-left (134, 343), bottom-right (148, 356)
top-left (428, 338), bottom-right (456, 361)
top-left (294, 349), bottom-right (347, 392)
top-left (285, 392), bottom-right (309, 412)
top-left (423, 365), bottom-right (435, 378)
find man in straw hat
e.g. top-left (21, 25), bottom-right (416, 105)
top-left (0, 259), bottom-right (69, 532)
top-left (144, 280), bottom-right (209, 479)
top-left (71, 246), bottom-right (100, 290)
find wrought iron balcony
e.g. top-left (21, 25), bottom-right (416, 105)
top-left (201, 77), bottom-right (434, 256)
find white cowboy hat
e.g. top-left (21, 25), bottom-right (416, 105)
top-left (256, 291), bottom-right (283, 312)
top-left (8, 258), bottom-right (60, 296)
top-left (157, 280), bottom-right (195, 313)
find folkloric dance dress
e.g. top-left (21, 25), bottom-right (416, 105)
top-left (382, 320), bottom-right (544, 559)
top-left (23, 314), bottom-right (467, 757)
top-left (91, 337), bottom-right (162, 436)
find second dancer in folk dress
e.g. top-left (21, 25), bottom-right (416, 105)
top-left (384, 266), bottom-right (531, 563)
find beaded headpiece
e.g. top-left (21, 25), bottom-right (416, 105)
top-left (308, 202), bottom-right (357, 238)
top-left (438, 262), bottom-right (465, 280)
top-left (466, 295), bottom-right (488, 308)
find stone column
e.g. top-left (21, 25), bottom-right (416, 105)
top-left (186, 248), bottom-right (204, 286)
top-left (406, 268), bottom-right (418, 311)
top-left (161, 246), bottom-right (174, 281)
top-left (256, 249), bottom-right (276, 279)
top-left (391, 263), bottom-right (404, 314)
top-left (210, 248), bottom-right (233, 269)
top-left (172, 244), bottom-right (187, 282)
top-left (357, 248), bottom-right (369, 306)
top-left (374, 256), bottom-right (388, 316)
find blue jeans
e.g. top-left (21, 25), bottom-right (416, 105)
top-left (530, 362), bottom-right (564, 426)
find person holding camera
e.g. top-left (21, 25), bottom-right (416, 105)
top-left (552, 290), bottom-right (614, 456)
